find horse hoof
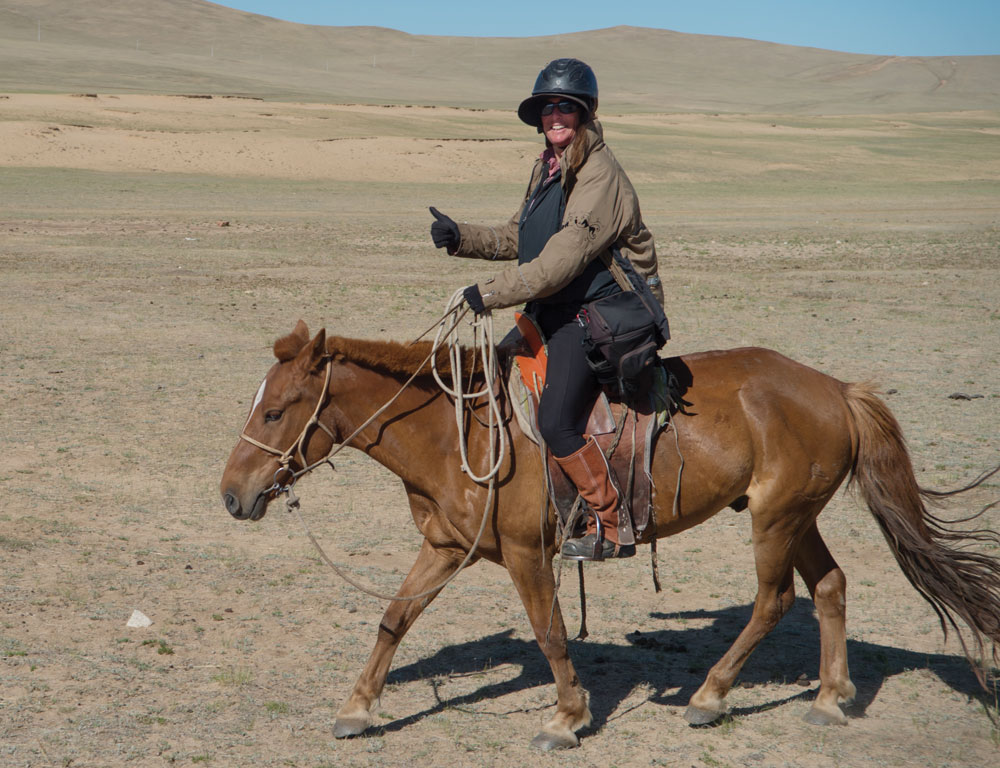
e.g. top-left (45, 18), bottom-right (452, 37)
top-left (803, 706), bottom-right (847, 726)
top-left (333, 716), bottom-right (371, 739)
top-left (530, 729), bottom-right (579, 751)
top-left (684, 705), bottom-right (725, 726)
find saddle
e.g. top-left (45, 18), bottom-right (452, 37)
top-left (503, 313), bottom-right (677, 547)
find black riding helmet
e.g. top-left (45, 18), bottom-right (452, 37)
top-left (517, 58), bottom-right (599, 131)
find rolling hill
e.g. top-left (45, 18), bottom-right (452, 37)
top-left (1, 0), bottom-right (998, 113)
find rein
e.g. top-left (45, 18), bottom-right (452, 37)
top-left (238, 291), bottom-right (506, 602)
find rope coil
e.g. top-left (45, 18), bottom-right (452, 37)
top-left (431, 288), bottom-right (506, 483)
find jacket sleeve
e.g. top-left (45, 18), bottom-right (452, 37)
top-left (452, 214), bottom-right (520, 261)
top-left (479, 160), bottom-right (622, 310)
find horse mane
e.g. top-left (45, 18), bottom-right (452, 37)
top-left (326, 336), bottom-right (483, 387)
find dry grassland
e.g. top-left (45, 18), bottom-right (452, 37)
top-left (1, 92), bottom-right (999, 767)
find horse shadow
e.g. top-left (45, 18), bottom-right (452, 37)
top-left (375, 598), bottom-right (996, 736)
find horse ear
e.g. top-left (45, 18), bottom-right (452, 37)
top-left (274, 320), bottom-right (310, 362)
top-left (295, 328), bottom-right (328, 373)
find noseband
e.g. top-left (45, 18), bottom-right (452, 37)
top-left (239, 356), bottom-right (337, 493)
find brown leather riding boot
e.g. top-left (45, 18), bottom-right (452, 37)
top-left (554, 437), bottom-right (635, 561)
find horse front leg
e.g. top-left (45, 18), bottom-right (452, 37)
top-left (334, 538), bottom-right (470, 738)
top-left (505, 547), bottom-right (592, 750)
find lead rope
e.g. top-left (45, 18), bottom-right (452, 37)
top-left (285, 479), bottom-right (495, 603)
top-left (283, 292), bottom-right (506, 603)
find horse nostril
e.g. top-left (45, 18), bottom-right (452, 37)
top-left (224, 492), bottom-right (243, 518)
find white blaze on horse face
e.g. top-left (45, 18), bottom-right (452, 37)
top-left (244, 377), bottom-right (267, 430)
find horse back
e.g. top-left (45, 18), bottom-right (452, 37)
top-left (665, 347), bottom-right (849, 421)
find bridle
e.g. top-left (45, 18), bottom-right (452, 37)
top-left (238, 355), bottom-right (338, 496)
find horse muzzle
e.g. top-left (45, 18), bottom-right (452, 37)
top-left (222, 489), bottom-right (270, 522)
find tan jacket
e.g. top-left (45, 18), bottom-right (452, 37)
top-left (453, 120), bottom-right (662, 309)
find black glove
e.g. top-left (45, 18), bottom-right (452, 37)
top-left (429, 206), bottom-right (460, 251)
top-left (463, 284), bottom-right (486, 315)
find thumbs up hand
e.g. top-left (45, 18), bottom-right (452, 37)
top-left (429, 207), bottom-right (460, 251)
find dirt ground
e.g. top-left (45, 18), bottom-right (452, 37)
top-left (1, 94), bottom-right (999, 767)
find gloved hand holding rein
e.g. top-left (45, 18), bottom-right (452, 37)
top-left (429, 207), bottom-right (460, 252)
top-left (462, 284), bottom-right (486, 315)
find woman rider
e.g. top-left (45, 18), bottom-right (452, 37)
top-left (428, 58), bottom-right (664, 561)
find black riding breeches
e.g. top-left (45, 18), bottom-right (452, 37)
top-left (536, 318), bottom-right (600, 458)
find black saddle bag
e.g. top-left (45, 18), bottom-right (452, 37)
top-left (577, 250), bottom-right (670, 398)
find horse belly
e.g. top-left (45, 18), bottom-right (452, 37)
top-left (647, 414), bottom-right (753, 539)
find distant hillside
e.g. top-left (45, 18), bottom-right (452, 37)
top-left (1, 0), bottom-right (998, 113)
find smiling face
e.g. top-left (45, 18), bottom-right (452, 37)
top-left (541, 97), bottom-right (581, 156)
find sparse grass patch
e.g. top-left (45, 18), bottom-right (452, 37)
top-left (141, 639), bottom-right (175, 655)
top-left (212, 666), bottom-right (254, 686)
top-left (264, 701), bottom-right (288, 715)
top-left (0, 535), bottom-right (33, 551)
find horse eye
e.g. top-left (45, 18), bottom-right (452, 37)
top-left (264, 410), bottom-right (283, 423)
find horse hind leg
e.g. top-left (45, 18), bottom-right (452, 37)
top-left (685, 514), bottom-right (798, 725)
top-left (794, 522), bottom-right (856, 726)
top-left (333, 538), bottom-right (469, 738)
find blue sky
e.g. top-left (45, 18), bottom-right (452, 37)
top-left (219, 1), bottom-right (999, 56)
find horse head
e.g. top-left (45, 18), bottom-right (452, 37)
top-left (220, 320), bottom-right (337, 521)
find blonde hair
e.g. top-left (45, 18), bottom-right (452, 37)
top-left (562, 113), bottom-right (595, 174)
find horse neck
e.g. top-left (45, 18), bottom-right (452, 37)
top-left (323, 359), bottom-right (463, 490)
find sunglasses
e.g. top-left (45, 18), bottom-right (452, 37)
top-left (540, 100), bottom-right (580, 117)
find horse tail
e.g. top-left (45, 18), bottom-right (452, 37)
top-left (842, 382), bottom-right (1000, 685)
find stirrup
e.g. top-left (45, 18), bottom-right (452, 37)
top-left (561, 532), bottom-right (635, 561)
top-left (561, 514), bottom-right (634, 562)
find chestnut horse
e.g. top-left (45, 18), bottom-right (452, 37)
top-left (220, 320), bottom-right (1000, 749)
